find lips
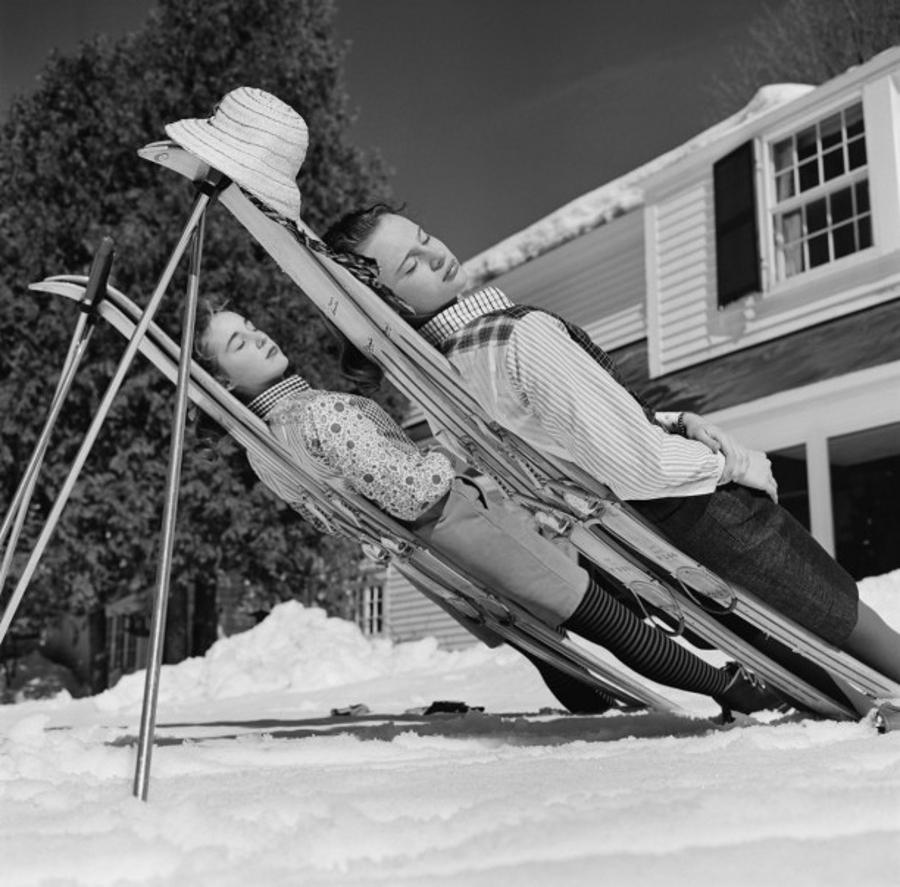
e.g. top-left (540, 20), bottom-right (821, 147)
top-left (267, 345), bottom-right (278, 359)
top-left (443, 259), bottom-right (458, 282)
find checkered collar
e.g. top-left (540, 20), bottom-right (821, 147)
top-left (419, 287), bottom-right (512, 346)
top-left (247, 375), bottom-right (310, 419)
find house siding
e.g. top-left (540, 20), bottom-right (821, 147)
top-left (385, 566), bottom-right (477, 649)
top-left (645, 60), bottom-right (900, 377)
top-left (613, 298), bottom-right (900, 414)
top-left (491, 210), bottom-right (646, 349)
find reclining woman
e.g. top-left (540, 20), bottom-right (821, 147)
top-left (322, 204), bottom-right (900, 689)
top-left (194, 303), bottom-right (779, 716)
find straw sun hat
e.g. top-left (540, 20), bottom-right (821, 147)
top-left (165, 87), bottom-right (308, 221)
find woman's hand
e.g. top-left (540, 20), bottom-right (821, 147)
top-left (731, 449), bottom-right (779, 503)
top-left (680, 413), bottom-right (752, 488)
top-left (680, 413), bottom-right (735, 456)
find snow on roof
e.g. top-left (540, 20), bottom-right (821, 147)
top-left (463, 83), bottom-right (815, 286)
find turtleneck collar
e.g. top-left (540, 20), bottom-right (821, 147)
top-left (247, 374), bottom-right (310, 419)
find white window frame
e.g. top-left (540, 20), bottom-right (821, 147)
top-left (356, 579), bottom-right (385, 636)
top-left (707, 360), bottom-right (900, 557)
top-left (759, 94), bottom-right (874, 296)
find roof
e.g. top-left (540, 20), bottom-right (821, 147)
top-left (462, 83), bottom-right (814, 287)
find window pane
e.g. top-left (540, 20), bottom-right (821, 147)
top-left (776, 210), bottom-right (804, 278)
top-left (806, 197), bottom-right (828, 233)
top-left (822, 146), bottom-right (845, 181)
top-left (829, 423), bottom-right (900, 579)
top-left (847, 137), bottom-right (867, 169)
top-left (769, 446), bottom-right (810, 529)
top-left (832, 221), bottom-right (856, 258)
top-left (773, 138), bottom-right (793, 171)
top-left (781, 242), bottom-right (804, 277)
top-left (796, 125), bottom-right (817, 160)
top-left (830, 185), bottom-right (853, 224)
top-left (798, 158), bottom-right (819, 191)
top-left (775, 169), bottom-right (795, 200)
top-left (855, 179), bottom-right (870, 213)
top-left (844, 103), bottom-right (864, 139)
top-left (819, 113), bottom-right (843, 151)
top-left (858, 214), bottom-right (872, 249)
top-left (779, 209), bottom-right (803, 245)
top-left (808, 232), bottom-right (829, 266)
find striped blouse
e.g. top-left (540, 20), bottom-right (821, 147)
top-left (420, 290), bottom-right (726, 501)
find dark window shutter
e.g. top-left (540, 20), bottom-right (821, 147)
top-left (713, 141), bottom-right (760, 307)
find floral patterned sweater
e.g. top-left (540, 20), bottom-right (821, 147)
top-left (246, 375), bottom-right (454, 522)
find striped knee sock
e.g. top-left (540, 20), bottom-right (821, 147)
top-left (564, 578), bottom-right (729, 695)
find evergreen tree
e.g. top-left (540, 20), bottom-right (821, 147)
top-left (0, 0), bottom-right (392, 662)
top-left (713, 0), bottom-right (900, 112)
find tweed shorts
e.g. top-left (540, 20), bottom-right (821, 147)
top-left (633, 484), bottom-right (859, 646)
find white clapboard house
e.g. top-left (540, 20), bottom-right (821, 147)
top-left (362, 47), bottom-right (900, 647)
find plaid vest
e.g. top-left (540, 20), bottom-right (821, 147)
top-left (442, 303), bottom-right (660, 426)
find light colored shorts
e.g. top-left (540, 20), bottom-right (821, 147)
top-left (415, 476), bottom-right (588, 626)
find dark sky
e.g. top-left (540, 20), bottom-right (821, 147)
top-left (0, 0), bottom-right (772, 257)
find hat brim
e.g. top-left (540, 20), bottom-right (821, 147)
top-left (165, 118), bottom-right (302, 221)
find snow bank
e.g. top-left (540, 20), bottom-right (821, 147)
top-left (90, 601), bottom-right (510, 713)
top-left (75, 567), bottom-right (900, 716)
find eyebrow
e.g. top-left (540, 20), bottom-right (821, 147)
top-left (226, 319), bottom-right (253, 351)
top-left (394, 227), bottom-right (424, 274)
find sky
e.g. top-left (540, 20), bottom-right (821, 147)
top-left (0, 0), bottom-right (775, 257)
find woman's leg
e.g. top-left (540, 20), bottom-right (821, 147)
top-left (421, 480), bottom-right (777, 711)
top-left (565, 578), bottom-right (781, 713)
top-left (634, 485), bottom-right (859, 648)
top-left (514, 646), bottom-right (617, 714)
top-left (843, 602), bottom-right (900, 683)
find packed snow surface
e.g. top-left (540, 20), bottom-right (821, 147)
top-left (1, 571), bottom-right (899, 886)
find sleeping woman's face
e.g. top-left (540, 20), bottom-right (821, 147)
top-left (200, 310), bottom-right (289, 397)
top-left (358, 214), bottom-right (469, 316)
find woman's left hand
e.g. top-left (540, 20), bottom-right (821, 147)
top-left (680, 413), bottom-right (755, 489)
top-left (680, 412), bottom-right (735, 456)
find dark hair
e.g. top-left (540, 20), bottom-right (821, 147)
top-left (322, 202), bottom-right (402, 256)
top-left (193, 297), bottom-right (229, 379)
top-left (322, 203), bottom-right (414, 394)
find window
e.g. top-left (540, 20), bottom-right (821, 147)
top-left (768, 444), bottom-right (810, 530)
top-left (829, 422), bottom-right (900, 580)
top-left (355, 578), bottom-right (385, 636)
top-left (770, 103), bottom-right (871, 282)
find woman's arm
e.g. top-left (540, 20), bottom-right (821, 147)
top-left (289, 393), bottom-right (454, 521)
top-left (507, 313), bottom-right (727, 500)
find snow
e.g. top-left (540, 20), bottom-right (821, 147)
top-left (463, 84), bottom-right (815, 285)
top-left (1, 570), bottom-right (899, 887)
